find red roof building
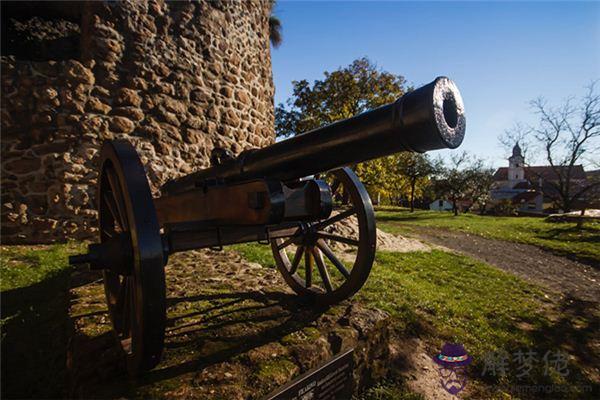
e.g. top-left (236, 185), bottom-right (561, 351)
top-left (490, 143), bottom-right (588, 212)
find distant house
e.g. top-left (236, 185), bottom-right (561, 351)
top-left (585, 170), bottom-right (600, 208)
top-left (490, 143), bottom-right (588, 212)
top-left (430, 199), bottom-right (453, 211)
top-left (429, 199), bottom-right (472, 212)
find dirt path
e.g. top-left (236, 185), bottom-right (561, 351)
top-left (405, 226), bottom-right (600, 303)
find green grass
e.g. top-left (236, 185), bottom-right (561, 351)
top-left (2, 240), bottom-right (597, 399)
top-left (355, 378), bottom-right (424, 400)
top-left (232, 243), bottom-right (599, 398)
top-left (230, 243), bottom-right (277, 268)
top-left (1, 243), bottom-right (84, 291)
top-left (376, 210), bottom-right (600, 265)
top-left (362, 250), bottom-right (546, 354)
top-left (359, 250), bottom-right (598, 398)
top-left (1, 242), bottom-right (85, 399)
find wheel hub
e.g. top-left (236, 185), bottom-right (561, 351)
top-left (300, 223), bottom-right (319, 246)
top-left (70, 233), bottom-right (133, 275)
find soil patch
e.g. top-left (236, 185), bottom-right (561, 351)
top-left (328, 213), bottom-right (431, 253)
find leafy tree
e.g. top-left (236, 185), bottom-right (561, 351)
top-left (500, 81), bottom-right (600, 212)
top-left (434, 152), bottom-right (476, 216)
top-left (275, 57), bottom-right (406, 138)
top-left (435, 153), bottom-right (494, 215)
top-left (275, 58), bottom-right (408, 199)
top-left (395, 153), bottom-right (440, 212)
top-left (353, 155), bottom-right (410, 205)
top-left (269, 15), bottom-right (282, 48)
top-left (354, 158), bottom-right (393, 202)
top-left (466, 164), bottom-right (496, 214)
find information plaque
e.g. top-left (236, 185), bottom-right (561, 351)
top-left (263, 348), bottom-right (354, 400)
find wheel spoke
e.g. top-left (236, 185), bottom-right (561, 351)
top-left (330, 179), bottom-right (341, 197)
top-left (314, 208), bottom-right (356, 230)
top-left (103, 191), bottom-right (124, 231)
top-left (128, 278), bottom-right (135, 337)
top-left (106, 167), bottom-right (129, 231)
top-left (317, 239), bottom-right (350, 279)
top-left (121, 278), bottom-right (131, 336)
top-left (277, 235), bottom-right (297, 251)
top-left (304, 247), bottom-right (312, 288)
top-left (312, 247), bottom-right (333, 292)
top-left (317, 232), bottom-right (360, 247)
top-left (115, 276), bottom-right (127, 315)
top-left (290, 245), bottom-right (304, 275)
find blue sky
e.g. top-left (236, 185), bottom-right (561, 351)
top-left (271, 1), bottom-right (600, 168)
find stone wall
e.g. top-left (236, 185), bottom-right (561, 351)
top-left (1, 0), bottom-right (275, 244)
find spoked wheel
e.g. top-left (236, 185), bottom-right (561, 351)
top-left (98, 140), bottom-right (166, 375)
top-left (271, 167), bottom-right (376, 305)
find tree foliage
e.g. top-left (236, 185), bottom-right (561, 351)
top-left (434, 152), bottom-right (494, 215)
top-left (275, 57), bottom-right (407, 138)
top-left (275, 58), bottom-right (411, 202)
top-left (468, 165), bottom-right (496, 213)
top-left (395, 153), bottom-right (440, 211)
top-left (269, 15), bottom-right (282, 48)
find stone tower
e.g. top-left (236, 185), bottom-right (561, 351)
top-left (1, 0), bottom-right (275, 243)
top-left (508, 142), bottom-right (525, 182)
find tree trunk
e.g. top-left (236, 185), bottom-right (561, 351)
top-left (563, 202), bottom-right (571, 213)
top-left (577, 206), bottom-right (586, 229)
top-left (453, 199), bottom-right (458, 216)
top-left (480, 202), bottom-right (487, 215)
top-left (410, 179), bottom-right (416, 212)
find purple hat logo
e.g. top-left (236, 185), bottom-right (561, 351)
top-left (433, 343), bottom-right (472, 396)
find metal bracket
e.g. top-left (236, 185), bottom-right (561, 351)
top-left (257, 227), bottom-right (271, 245)
top-left (209, 227), bottom-right (224, 251)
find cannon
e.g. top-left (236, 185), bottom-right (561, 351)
top-left (69, 77), bottom-right (466, 374)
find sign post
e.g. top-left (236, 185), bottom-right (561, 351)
top-left (263, 349), bottom-right (354, 400)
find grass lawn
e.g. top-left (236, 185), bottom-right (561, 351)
top-left (376, 209), bottom-right (600, 265)
top-left (0, 243), bottom-right (85, 399)
top-left (363, 250), bottom-right (598, 398)
top-left (234, 244), bottom-right (599, 399)
top-left (2, 241), bottom-right (598, 399)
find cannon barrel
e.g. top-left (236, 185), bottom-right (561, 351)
top-left (164, 76), bottom-right (465, 194)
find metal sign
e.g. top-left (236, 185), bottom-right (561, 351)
top-left (263, 348), bottom-right (354, 400)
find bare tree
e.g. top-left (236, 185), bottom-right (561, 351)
top-left (500, 81), bottom-right (600, 212)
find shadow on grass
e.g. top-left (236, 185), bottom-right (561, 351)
top-left (536, 226), bottom-right (600, 268)
top-left (540, 225), bottom-right (600, 242)
top-left (474, 295), bottom-right (600, 399)
top-left (1, 271), bottom-right (72, 399)
top-left (532, 296), bottom-right (599, 371)
top-left (71, 290), bottom-right (327, 398)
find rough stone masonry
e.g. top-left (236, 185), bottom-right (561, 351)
top-left (1, 0), bottom-right (275, 243)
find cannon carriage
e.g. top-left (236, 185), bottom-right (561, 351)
top-left (69, 77), bottom-right (466, 374)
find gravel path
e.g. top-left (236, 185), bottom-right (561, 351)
top-left (405, 226), bottom-right (600, 303)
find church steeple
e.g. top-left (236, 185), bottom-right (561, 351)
top-left (508, 142), bottom-right (525, 181)
top-left (512, 142), bottom-right (522, 157)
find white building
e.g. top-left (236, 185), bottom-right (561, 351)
top-left (429, 199), bottom-right (453, 211)
top-left (490, 143), bottom-right (543, 211)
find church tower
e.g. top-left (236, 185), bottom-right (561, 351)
top-left (508, 143), bottom-right (525, 182)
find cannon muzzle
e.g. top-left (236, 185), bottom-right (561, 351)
top-left (164, 77), bottom-right (465, 194)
